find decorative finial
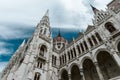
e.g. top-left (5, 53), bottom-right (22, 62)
top-left (44, 9), bottom-right (49, 17)
top-left (20, 39), bottom-right (26, 47)
top-left (58, 29), bottom-right (61, 37)
top-left (90, 4), bottom-right (99, 14)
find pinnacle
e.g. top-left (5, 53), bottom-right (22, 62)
top-left (58, 29), bottom-right (61, 37)
top-left (90, 4), bottom-right (99, 14)
top-left (20, 39), bottom-right (26, 47)
top-left (44, 9), bottom-right (49, 17)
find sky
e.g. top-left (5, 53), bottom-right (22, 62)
top-left (0, 0), bottom-right (112, 75)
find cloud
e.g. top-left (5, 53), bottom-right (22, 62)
top-left (0, 23), bottom-right (34, 39)
top-left (0, 42), bottom-right (13, 55)
top-left (0, 0), bottom-right (112, 29)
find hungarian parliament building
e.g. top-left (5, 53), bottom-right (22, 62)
top-left (1, 0), bottom-right (120, 80)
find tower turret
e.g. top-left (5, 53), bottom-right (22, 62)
top-left (36, 10), bottom-right (51, 40)
top-left (53, 30), bottom-right (68, 52)
top-left (91, 5), bottom-right (111, 26)
top-left (90, 5), bottom-right (99, 14)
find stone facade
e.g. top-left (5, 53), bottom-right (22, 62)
top-left (1, 0), bottom-right (120, 80)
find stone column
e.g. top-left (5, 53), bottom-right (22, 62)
top-left (112, 52), bottom-right (120, 67)
top-left (94, 34), bottom-right (100, 44)
top-left (74, 44), bottom-right (79, 57)
top-left (94, 62), bottom-right (104, 80)
top-left (91, 37), bottom-right (95, 46)
top-left (80, 69), bottom-right (85, 80)
top-left (68, 74), bottom-right (71, 80)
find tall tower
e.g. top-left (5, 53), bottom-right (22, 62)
top-left (1, 10), bottom-right (53, 80)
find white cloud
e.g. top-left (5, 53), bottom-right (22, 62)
top-left (0, 42), bottom-right (13, 55)
top-left (0, 0), bottom-right (112, 28)
top-left (0, 24), bottom-right (33, 39)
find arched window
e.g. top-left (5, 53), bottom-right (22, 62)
top-left (105, 22), bottom-right (116, 33)
top-left (34, 72), bottom-right (40, 80)
top-left (68, 51), bottom-right (71, 60)
top-left (88, 38), bottom-right (94, 47)
top-left (70, 50), bottom-right (74, 58)
top-left (77, 45), bottom-right (81, 54)
top-left (37, 61), bottom-right (42, 69)
top-left (80, 43), bottom-right (84, 52)
top-left (52, 55), bottom-right (54, 65)
top-left (40, 28), bottom-right (43, 34)
top-left (95, 32), bottom-right (102, 42)
top-left (54, 56), bottom-right (57, 65)
top-left (52, 55), bottom-right (57, 66)
top-left (73, 48), bottom-right (76, 57)
top-left (39, 45), bottom-right (47, 57)
top-left (83, 41), bottom-right (88, 51)
top-left (44, 28), bottom-right (47, 35)
top-left (91, 35), bottom-right (98, 45)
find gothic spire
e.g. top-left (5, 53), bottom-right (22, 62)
top-left (40, 9), bottom-right (50, 26)
top-left (42, 9), bottom-right (49, 19)
top-left (20, 39), bottom-right (26, 47)
top-left (90, 5), bottom-right (99, 14)
top-left (58, 29), bottom-right (61, 37)
top-left (44, 9), bottom-right (49, 17)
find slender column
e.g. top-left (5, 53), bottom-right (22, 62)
top-left (82, 42), bottom-right (86, 53)
top-left (68, 74), bottom-right (71, 80)
top-left (112, 52), bottom-right (120, 67)
top-left (91, 37), bottom-right (95, 46)
top-left (85, 37), bottom-right (91, 51)
top-left (80, 69), bottom-right (85, 80)
top-left (94, 62), bottom-right (104, 80)
top-left (94, 34), bottom-right (100, 44)
top-left (74, 44), bottom-right (79, 57)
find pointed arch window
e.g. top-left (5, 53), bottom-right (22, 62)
top-left (77, 45), bottom-right (81, 54)
top-left (83, 41), bottom-right (88, 51)
top-left (73, 48), bottom-right (77, 57)
top-left (37, 61), bottom-right (42, 69)
top-left (105, 22), bottom-right (116, 33)
top-left (52, 55), bottom-right (57, 66)
top-left (34, 72), bottom-right (40, 80)
top-left (88, 38), bottom-right (93, 47)
top-left (91, 35), bottom-right (98, 45)
top-left (39, 45), bottom-right (47, 57)
top-left (44, 28), bottom-right (47, 35)
top-left (68, 51), bottom-right (71, 60)
top-left (80, 43), bottom-right (84, 52)
top-left (95, 32), bottom-right (102, 42)
top-left (70, 50), bottom-right (74, 58)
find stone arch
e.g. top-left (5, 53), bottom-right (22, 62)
top-left (60, 68), bottom-right (69, 80)
top-left (60, 68), bottom-right (68, 75)
top-left (39, 44), bottom-right (47, 56)
top-left (94, 48), bottom-right (111, 62)
top-left (39, 43), bottom-right (48, 51)
top-left (80, 56), bottom-right (92, 68)
top-left (96, 50), bottom-right (120, 80)
top-left (70, 64), bottom-right (82, 80)
top-left (105, 22), bottom-right (116, 33)
top-left (69, 63), bottom-right (80, 74)
top-left (82, 58), bottom-right (100, 80)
